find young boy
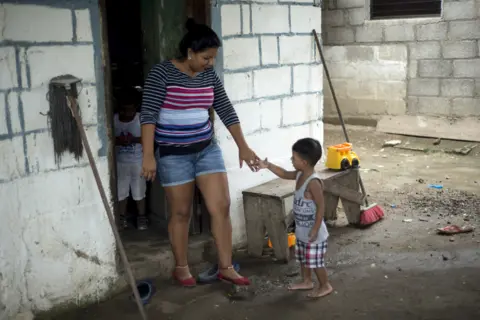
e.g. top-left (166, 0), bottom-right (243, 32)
top-left (114, 89), bottom-right (148, 231)
top-left (257, 137), bottom-right (333, 298)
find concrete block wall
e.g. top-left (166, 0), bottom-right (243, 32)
top-left (0, 2), bottom-right (116, 318)
top-left (322, 0), bottom-right (480, 119)
top-left (214, 0), bottom-right (324, 244)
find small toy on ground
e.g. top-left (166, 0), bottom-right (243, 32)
top-left (325, 143), bottom-right (360, 171)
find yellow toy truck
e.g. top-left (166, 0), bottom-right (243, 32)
top-left (325, 142), bottom-right (360, 170)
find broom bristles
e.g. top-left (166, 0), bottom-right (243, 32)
top-left (359, 204), bottom-right (384, 226)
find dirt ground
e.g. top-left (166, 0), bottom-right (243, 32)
top-left (47, 125), bottom-right (480, 320)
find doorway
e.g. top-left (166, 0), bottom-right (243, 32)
top-left (102, 0), bottom-right (212, 248)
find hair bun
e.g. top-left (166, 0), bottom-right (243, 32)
top-left (185, 18), bottom-right (196, 32)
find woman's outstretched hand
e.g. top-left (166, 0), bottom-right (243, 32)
top-left (239, 146), bottom-right (260, 172)
top-left (141, 154), bottom-right (157, 181)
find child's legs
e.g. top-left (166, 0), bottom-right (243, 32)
top-left (288, 241), bottom-right (314, 290)
top-left (307, 241), bottom-right (333, 298)
top-left (130, 162), bottom-right (147, 216)
top-left (116, 162), bottom-right (131, 219)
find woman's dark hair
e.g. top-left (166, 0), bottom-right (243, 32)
top-left (292, 138), bottom-right (323, 166)
top-left (179, 18), bottom-right (221, 58)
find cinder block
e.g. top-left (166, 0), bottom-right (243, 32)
top-left (452, 98), bottom-right (480, 116)
top-left (25, 131), bottom-right (57, 173)
top-left (324, 10), bottom-right (345, 27)
top-left (223, 38), bottom-right (260, 70)
top-left (221, 4), bottom-right (242, 36)
top-left (0, 47), bottom-right (18, 90)
top-left (409, 60), bottom-right (418, 78)
top-left (408, 78), bottom-right (440, 96)
top-left (476, 79), bottom-right (480, 96)
top-left (261, 36), bottom-right (279, 65)
top-left (260, 99), bottom-right (282, 130)
top-left (348, 8), bottom-right (366, 26)
top-left (417, 97), bottom-right (451, 115)
top-left (385, 24), bottom-right (415, 42)
top-left (253, 67), bottom-right (291, 98)
top-left (290, 5), bottom-right (322, 33)
top-left (442, 41), bottom-right (477, 59)
top-left (346, 46), bottom-right (374, 61)
top-left (75, 9), bottom-right (93, 42)
top-left (416, 22), bottom-right (447, 41)
top-left (251, 4), bottom-right (289, 34)
top-left (453, 59), bottom-right (480, 78)
top-left (233, 101), bottom-right (261, 134)
top-left (2, 4), bottom-right (72, 42)
top-left (323, 46), bottom-right (347, 62)
top-left (378, 45), bottom-right (407, 61)
top-left (27, 45), bottom-right (96, 88)
top-left (282, 93), bottom-right (322, 126)
top-left (418, 60), bottom-right (452, 78)
top-left (337, 0), bottom-right (365, 8)
top-left (448, 20), bottom-right (480, 40)
top-left (323, 79), bottom-right (348, 98)
top-left (443, 0), bottom-right (476, 20)
top-left (293, 64), bottom-right (323, 93)
top-left (279, 36), bottom-right (315, 64)
top-left (345, 79), bottom-right (377, 99)
top-left (355, 24), bottom-right (383, 43)
top-left (326, 27), bottom-right (355, 44)
top-left (377, 81), bottom-right (407, 99)
top-left (409, 42), bottom-right (441, 60)
top-left (441, 79), bottom-right (475, 97)
top-left (6, 92), bottom-right (21, 135)
top-left (242, 4), bottom-right (251, 34)
top-left (78, 86), bottom-right (98, 125)
top-left (224, 71), bottom-right (253, 102)
top-left (0, 93), bottom-right (8, 135)
top-left (0, 137), bottom-right (26, 181)
top-left (327, 61), bottom-right (407, 81)
top-left (355, 99), bottom-right (406, 116)
top-left (21, 88), bottom-right (50, 132)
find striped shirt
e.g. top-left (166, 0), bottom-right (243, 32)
top-left (140, 61), bottom-right (239, 156)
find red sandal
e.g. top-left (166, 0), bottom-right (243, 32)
top-left (172, 265), bottom-right (196, 287)
top-left (217, 266), bottom-right (250, 286)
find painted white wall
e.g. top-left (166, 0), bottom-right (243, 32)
top-left (0, 4), bottom-right (117, 319)
top-left (216, 0), bottom-right (324, 245)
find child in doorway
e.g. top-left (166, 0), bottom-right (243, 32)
top-left (256, 138), bottom-right (333, 298)
top-left (114, 89), bottom-right (148, 230)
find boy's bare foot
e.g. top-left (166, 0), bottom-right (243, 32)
top-left (288, 281), bottom-right (314, 291)
top-left (307, 283), bottom-right (333, 299)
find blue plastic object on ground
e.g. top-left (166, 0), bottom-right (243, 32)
top-left (197, 262), bottom-right (241, 283)
top-left (428, 184), bottom-right (443, 189)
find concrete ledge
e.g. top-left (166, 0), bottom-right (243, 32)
top-left (324, 115), bottom-right (378, 127)
top-left (377, 115), bottom-right (480, 142)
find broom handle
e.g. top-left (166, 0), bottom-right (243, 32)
top-left (312, 29), bottom-right (369, 207)
top-left (67, 95), bottom-right (148, 320)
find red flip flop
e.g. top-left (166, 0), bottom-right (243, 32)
top-left (437, 225), bottom-right (474, 235)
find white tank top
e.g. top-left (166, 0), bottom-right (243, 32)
top-left (293, 172), bottom-right (329, 244)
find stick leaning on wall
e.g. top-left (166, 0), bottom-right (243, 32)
top-left (65, 92), bottom-right (148, 320)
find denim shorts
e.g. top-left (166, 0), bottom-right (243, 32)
top-left (155, 141), bottom-right (227, 187)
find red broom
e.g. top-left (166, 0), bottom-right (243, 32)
top-left (359, 201), bottom-right (385, 227)
top-left (313, 29), bottom-right (385, 227)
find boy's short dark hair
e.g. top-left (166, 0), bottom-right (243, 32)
top-left (292, 138), bottom-right (323, 166)
top-left (117, 87), bottom-right (141, 109)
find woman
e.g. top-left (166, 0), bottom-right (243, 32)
top-left (140, 19), bottom-right (258, 287)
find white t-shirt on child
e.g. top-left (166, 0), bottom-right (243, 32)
top-left (114, 113), bottom-right (143, 163)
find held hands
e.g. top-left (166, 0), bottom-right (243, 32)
top-left (239, 145), bottom-right (261, 172)
top-left (256, 158), bottom-right (269, 170)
